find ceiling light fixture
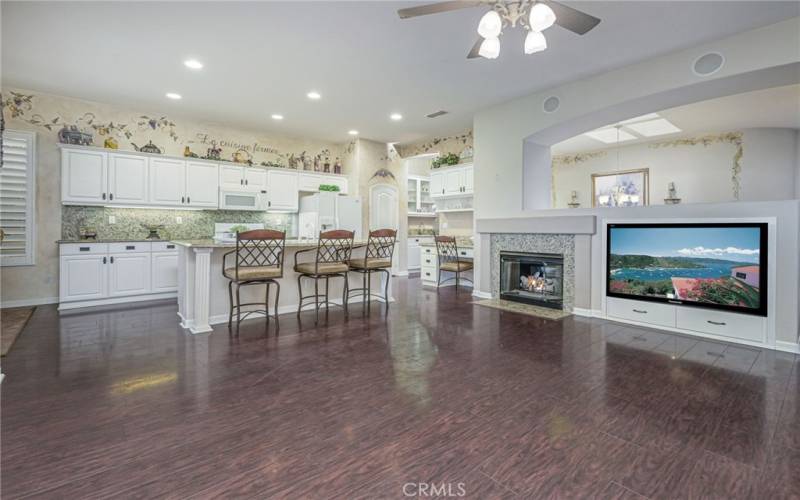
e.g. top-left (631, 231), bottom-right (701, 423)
top-left (528, 3), bottom-right (556, 32)
top-left (307, 91), bottom-right (321, 100)
top-left (183, 59), bottom-right (203, 70)
top-left (477, 10), bottom-right (503, 39)
top-left (390, 113), bottom-right (403, 121)
top-left (524, 30), bottom-right (547, 54)
top-left (478, 37), bottom-right (501, 59)
top-left (271, 114), bottom-right (284, 120)
top-left (166, 92), bottom-right (182, 100)
top-left (348, 130), bottom-right (359, 135)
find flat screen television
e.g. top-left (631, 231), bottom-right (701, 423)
top-left (606, 223), bottom-right (767, 317)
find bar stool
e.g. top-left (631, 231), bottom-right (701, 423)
top-left (347, 229), bottom-right (397, 311)
top-left (294, 230), bottom-right (354, 323)
top-left (435, 235), bottom-right (473, 289)
top-left (222, 229), bottom-right (286, 329)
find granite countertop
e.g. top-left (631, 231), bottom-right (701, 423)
top-left (57, 238), bottom-right (171, 244)
top-left (170, 239), bottom-right (369, 249)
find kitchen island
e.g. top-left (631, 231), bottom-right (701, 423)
top-left (172, 239), bottom-right (389, 333)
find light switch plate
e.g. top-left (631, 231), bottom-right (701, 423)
top-left (108, 215), bottom-right (116, 224)
top-left (176, 216), bottom-right (183, 224)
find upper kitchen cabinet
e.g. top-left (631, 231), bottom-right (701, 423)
top-left (266, 169), bottom-right (299, 211)
top-left (185, 161), bottom-right (219, 208)
top-left (430, 163), bottom-right (473, 198)
top-left (220, 164), bottom-right (268, 190)
top-left (149, 158), bottom-right (187, 206)
top-left (298, 172), bottom-right (349, 194)
top-left (108, 153), bottom-right (148, 204)
top-left (62, 148), bottom-right (108, 204)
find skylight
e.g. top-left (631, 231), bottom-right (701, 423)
top-left (583, 113), bottom-right (682, 144)
top-left (585, 128), bottom-right (636, 144)
top-left (626, 118), bottom-right (682, 137)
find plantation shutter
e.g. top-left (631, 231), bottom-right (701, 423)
top-left (1, 130), bottom-right (36, 266)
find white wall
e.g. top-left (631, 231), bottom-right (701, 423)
top-left (552, 128), bottom-right (798, 208)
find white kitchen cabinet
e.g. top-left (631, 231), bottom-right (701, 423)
top-left (108, 252), bottom-right (152, 297)
top-left (149, 158), bottom-right (187, 206)
top-left (298, 172), bottom-right (348, 194)
top-left (108, 153), bottom-right (148, 205)
top-left (245, 167), bottom-right (268, 190)
top-left (185, 161), bottom-right (219, 207)
top-left (61, 149), bottom-right (108, 204)
top-left (266, 170), bottom-right (299, 211)
top-left (219, 165), bottom-right (245, 189)
top-left (326, 175), bottom-right (348, 194)
top-left (444, 169), bottom-right (464, 195)
top-left (60, 254), bottom-right (108, 302)
top-left (151, 252), bottom-right (178, 293)
top-left (462, 165), bottom-right (474, 194)
top-left (430, 171), bottom-right (445, 197)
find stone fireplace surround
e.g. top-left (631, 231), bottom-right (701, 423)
top-left (491, 234), bottom-right (575, 312)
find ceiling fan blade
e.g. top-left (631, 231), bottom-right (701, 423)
top-left (546, 1), bottom-right (601, 35)
top-left (398, 1), bottom-right (483, 19)
top-left (467, 37), bottom-right (483, 59)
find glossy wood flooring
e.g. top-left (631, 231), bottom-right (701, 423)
top-left (2, 278), bottom-right (799, 499)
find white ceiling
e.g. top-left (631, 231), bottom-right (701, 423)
top-left (2, 1), bottom-right (798, 144)
top-left (551, 84), bottom-right (800, 154)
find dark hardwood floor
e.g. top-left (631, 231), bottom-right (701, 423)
top-left (2, 277), bottom-right (798, 499)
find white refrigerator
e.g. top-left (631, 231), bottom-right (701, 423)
top-left (298, 193), bottom-right (363, 239)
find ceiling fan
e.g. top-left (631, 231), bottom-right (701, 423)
top-left (398, 0), bottom-right (601, 59)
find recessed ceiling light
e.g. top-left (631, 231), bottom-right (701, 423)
top-left (626, 118), bottom-right (681, 137)
top-left (183, 59), bottom-right (203, 70)
top-left (307, 91), bottom-right (321, 100)
top-left (348, 130), bottom-right (359, 135)
top-left (166, 92), bottom-right (182, 100)
top-left (271, 114), bottom-right (284, 120)
top-left (585, 128), bottom-right (636, 144)
top-left (390, 113), bottom-right (403, 121)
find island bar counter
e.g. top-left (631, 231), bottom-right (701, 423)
top-left (172, 239), bottom-right (390, 333)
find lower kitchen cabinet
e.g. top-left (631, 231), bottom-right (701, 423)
top-left (59, 242), bottom-right (178, 309)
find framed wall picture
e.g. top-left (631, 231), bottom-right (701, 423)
top-left (592, 168), bottom-right (649, 207)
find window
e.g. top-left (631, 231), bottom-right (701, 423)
top-left (1, 130), bottom-right (36, 266)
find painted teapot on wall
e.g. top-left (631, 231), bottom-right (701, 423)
top-left (131, 140), bottom-right (162, 154)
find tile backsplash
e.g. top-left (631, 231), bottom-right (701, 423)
top-left (62, 206), bottom-right (297, 240)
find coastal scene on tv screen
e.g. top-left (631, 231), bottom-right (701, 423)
top-left (608, 226), bottom-right (762, 310)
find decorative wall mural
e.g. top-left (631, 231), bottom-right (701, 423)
top-left (2, 88), bottom-right (345, 172)
top-left (551, 151), bottom-right (607, 167)
top-left (395, 129), bottom-right (473, 158)
top-left (650, 132), bottom-right (743, 200)
top-left (370, 168), bottom-right (396, 181)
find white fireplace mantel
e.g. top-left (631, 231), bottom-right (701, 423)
top-left (476, 214), bottom-right (596, 235)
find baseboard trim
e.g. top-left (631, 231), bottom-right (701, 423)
top-left (393, 271), bottom-right (409, 277)
top-left (471, 290), bottom-right (492, 299)
top-left (775, 341), bottom-right (800, 354)
top-left (1, 296), bottom-right (58, 308)
top-left (571, 307), bottom-right (595, 318)
top-left (58, 292), bottom-right (178, 311)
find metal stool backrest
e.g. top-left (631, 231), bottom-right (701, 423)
top-left (435, 235), bottom-right (459, 266)
top-left (233, 229), bottom-right (286, 279)
top-left (362, 229), bottom-right (397, 266)
top-left (315, 230), bottom-right (354, 272)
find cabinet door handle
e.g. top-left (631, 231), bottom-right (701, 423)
top-left (187, 197), bottom-right (190, 204)
top-left (181, 196), bottom-right (185, 204)
top-left (166, 244), bottom-right (175, 249)
top-left (79, 247), bottom-right (90, 252)
top-left (103, 257), bottom-right (107, 264)
top-left (632, 309), bottom-right (648, 314)
top-left (240, 179), bottom-right (243, 185)
top-left (707, 320), bottom-right (727, 326)
top-left (102, 193), bottom-right (106, 200)
top-left (268, 201), bottom-right (271, 207)
top-left (125, 245), bottom-right (135, 250)
top-left (245, 179), bottom-right (249, 185)
top-left (109, 193), bottom-right (114, 200)
top-left (110, 256), bottom-right (114, 264)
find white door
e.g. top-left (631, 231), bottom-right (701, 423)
top-left (185, 161), bottom-right (219, 207)
top-left (244, 168), bottom-right (268, 190)
top-left (151, 252), bottom-right (178, 292)
top-left (462, 165), bottom-right (474, 194)
top-left (108, 253), bottom-right (152, 297)
top-left (108, 153), bottom-right (148, 205)
top-left (444, 168), bottom-right (464, 195)
top-left (60, 255), bottom-right (107, 301)
top-left (61, 149), bottom-right (107, 204)
top-left (369, 185), bottom-right (398, 231)
top-left (149, 158), bottom-right (186, 206)
top-left (219, 165), bottom-right (244, 189)
top-left (267, 170), bottom-right (299, 211)
top-left (430, 171), bottom-right (444, 198)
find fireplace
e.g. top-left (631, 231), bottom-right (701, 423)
top-left (499, 252), bottom-right (564, 309)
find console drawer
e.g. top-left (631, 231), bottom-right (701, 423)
top-left (676, 307), bottom-right (766, 343)
top-left (60, 243), bottom-right (108, 256)
top-left (607, 297), bottom-right (676, 328)
top-left (109, 242), bottom-right (152, 253)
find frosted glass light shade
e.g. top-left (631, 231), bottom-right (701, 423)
top-left (524, 31), bottom-right (547, 54)
top-left (478, 37), bottom-right (500, 59)
top-left (529, 3), bottom-right (556, 32)
top-left (477, 10), bottom-right (503, 39)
